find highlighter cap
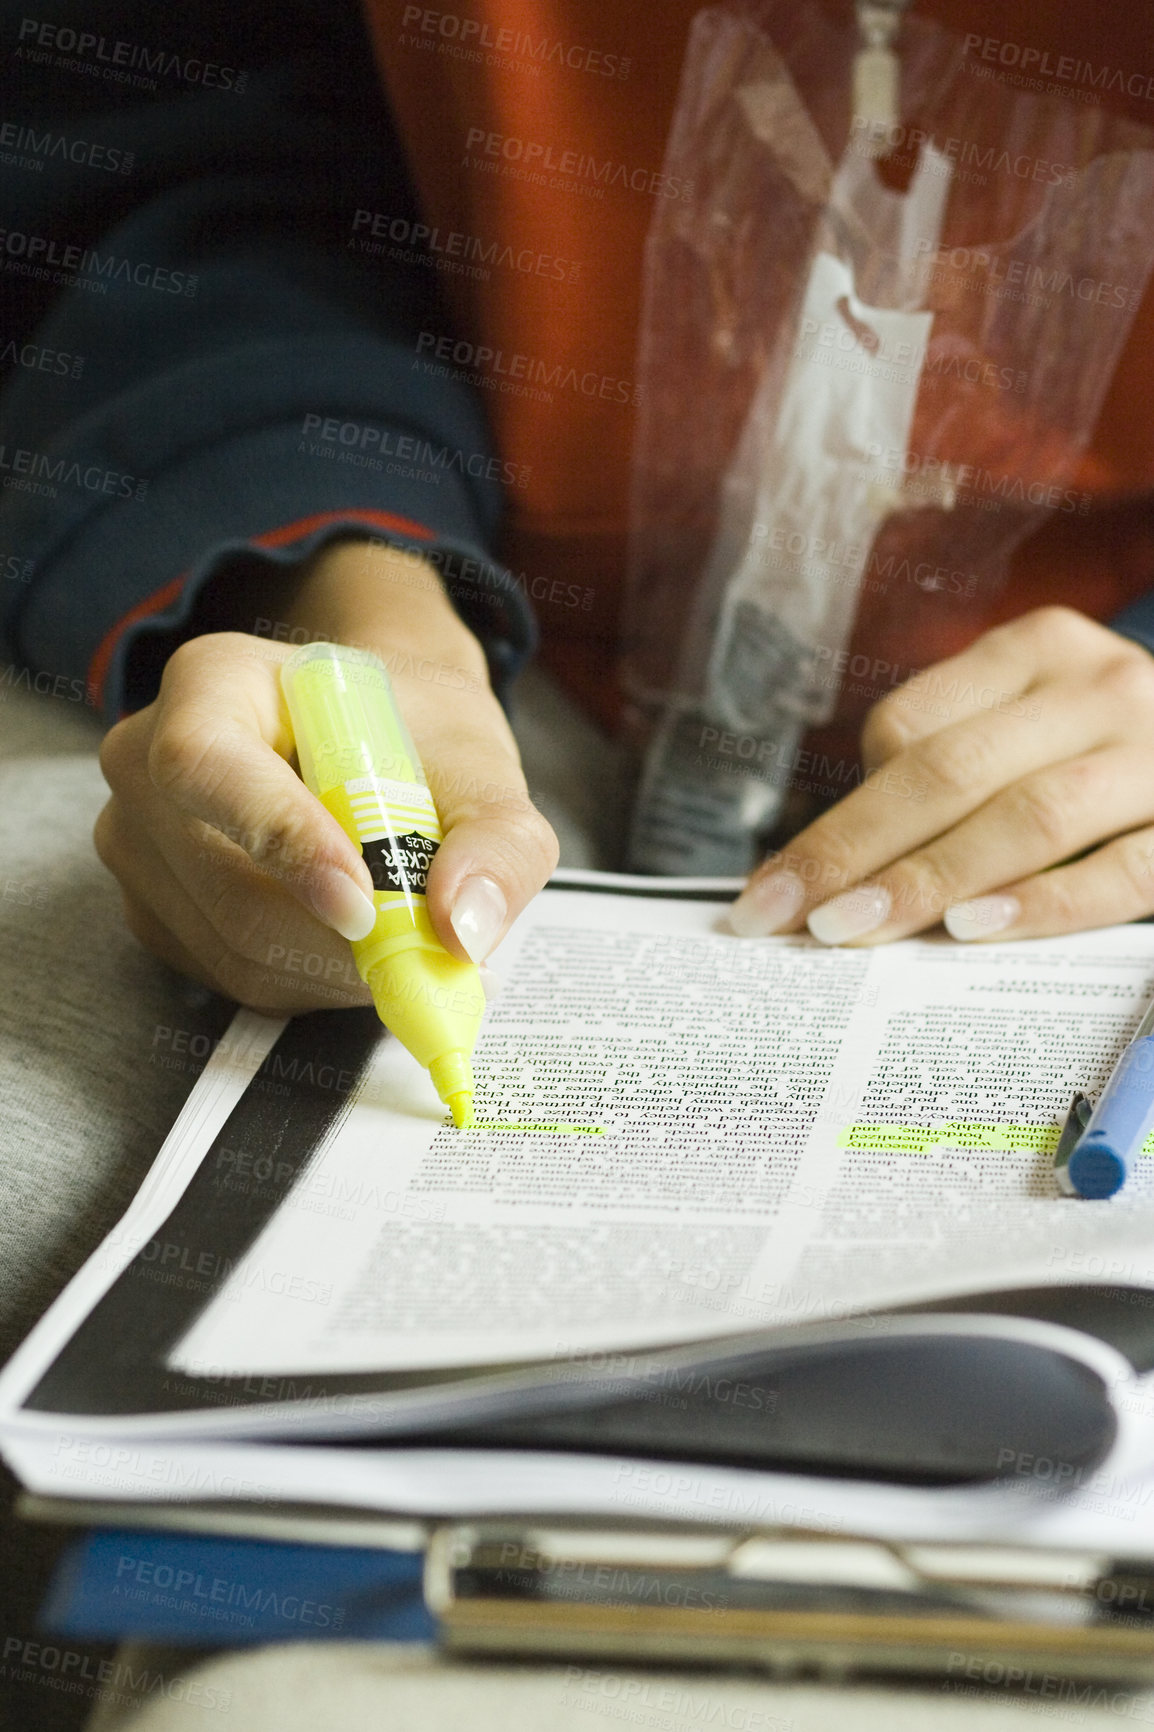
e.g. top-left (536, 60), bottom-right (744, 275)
top-left (281, 642), bottom-right (426, 798)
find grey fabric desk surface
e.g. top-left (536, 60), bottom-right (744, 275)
top-left (0, 672), bottom-right (1148, 1732)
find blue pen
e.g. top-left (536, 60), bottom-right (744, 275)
top-left (1055, 1003), bottom-right (1154, 1199)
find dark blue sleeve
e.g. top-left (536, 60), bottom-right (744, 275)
top-left (0, 0), bottom-right (533, 722)
top-left (1112, 593), bottom-right (1154, 658)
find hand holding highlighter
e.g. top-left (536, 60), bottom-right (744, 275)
top-left (280, 641), bottom-right (484, 1127)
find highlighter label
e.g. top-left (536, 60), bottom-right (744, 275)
top-left (323, 775), bottom-right (443, 910)
top-left (344, 776), bottom-right (441, 844)
top-left (362, 831), bottom-right (438, 896)
top-left (345, 774), bottom-right (433, 807)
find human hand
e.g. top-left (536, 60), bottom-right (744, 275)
top-left (729, 606), bottom-right (1154, 945)
top-left (95, 541), bottom-right (558, 1011)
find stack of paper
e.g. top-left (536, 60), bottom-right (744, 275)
top-left (5, 875), bottom-right (1154, 1559)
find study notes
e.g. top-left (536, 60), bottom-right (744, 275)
top-left (161, 884), bottom-right (1154, 1380)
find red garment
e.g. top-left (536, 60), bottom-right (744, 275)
top-left (367, 1), bottom-right (1154, 752)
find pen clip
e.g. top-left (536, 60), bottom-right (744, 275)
top-left (1056, 1091), bottom-right (1095, 1166)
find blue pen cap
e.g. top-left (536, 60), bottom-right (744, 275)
top-left (1066, 1138), bottom-right (1128, 1200)
top-left (1066, 1034), bottom-right (1154, 1200)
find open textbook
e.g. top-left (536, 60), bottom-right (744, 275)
top-left (6, 872), bottom-right (1154, 1532)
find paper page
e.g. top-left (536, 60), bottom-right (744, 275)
top-left (169, 890), bottom-right (1154, 1379)
top-left (11, 1381), bottom-right (1154, 1548)
top-left (0, 1431), bottom-right (1088, 1542)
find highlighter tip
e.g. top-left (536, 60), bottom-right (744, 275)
top-left (448, 1092), bottom-right (475, 1130)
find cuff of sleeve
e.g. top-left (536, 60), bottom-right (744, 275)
top-left (11, 422), bottom-right (534, 721)
top-left (1111, 594), bottom-right (1154, 659)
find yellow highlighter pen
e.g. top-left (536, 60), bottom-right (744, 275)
top-left (280, 641), bottom-right (483, 1128)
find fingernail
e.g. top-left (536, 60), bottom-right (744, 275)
top-left (313, 870), bottom-right (377, 942)
top-left (450, 875), bottom-right (507, 963)
top-left (728, 871), bottom-right (806, 937)
top-left (479, 963), bottom-right (502, 1002)
top-left (944, 894), bottom-right (1020, 942)
top-left (808, 884), bottom-right (891, 945)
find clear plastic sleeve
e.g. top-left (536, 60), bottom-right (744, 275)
top-left (622, 1), bottom-right (1154, 874)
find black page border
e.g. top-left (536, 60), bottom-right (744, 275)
top-left (25, 880), bottom-right (736, 1419)
top-left (22, 1007), bottom-right (493, 1416)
